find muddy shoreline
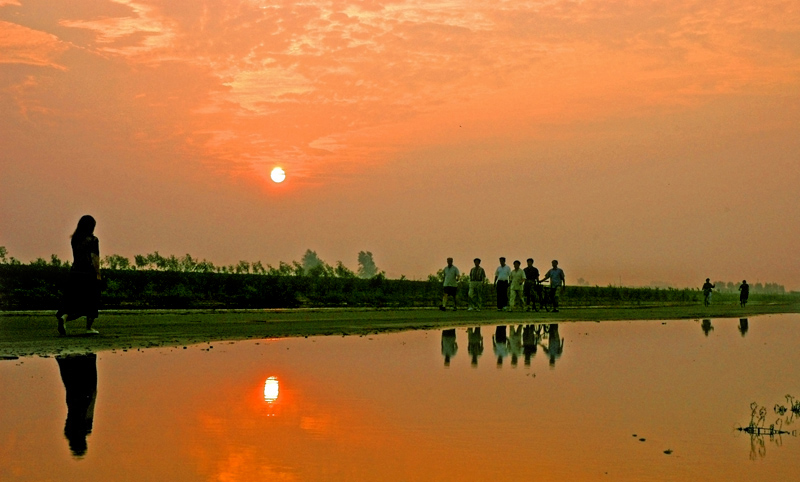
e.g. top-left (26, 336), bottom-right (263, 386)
top-left (2, 302), bottom-right (798, 358)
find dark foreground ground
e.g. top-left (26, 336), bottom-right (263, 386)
top-left (2, 302), bottom-right (798, 358)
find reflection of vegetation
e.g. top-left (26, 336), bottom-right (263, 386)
top-left (736, 398), bottom-right (798, 460)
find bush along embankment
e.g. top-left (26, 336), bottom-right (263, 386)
top-left (2, 264), bottom-right (796, 311)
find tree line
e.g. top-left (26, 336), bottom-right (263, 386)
top-left (0, 247), bottom-right (382, 279)
top-left (710, 280), bottom-right (786, 294)
top-left (1, 246), bottom-right (795, 311)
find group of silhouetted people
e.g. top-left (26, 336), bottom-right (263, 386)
top-left (440, 257), bottom-right (566, 313)
top-left (702, 278), bottom-right (750, 307)
top-left (443, 324), bottom-right (564, 368)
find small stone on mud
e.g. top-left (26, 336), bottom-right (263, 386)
top-left (664, 449), bottom-right (673, 455)
top-left (639, 438), bottom-right (646, 442)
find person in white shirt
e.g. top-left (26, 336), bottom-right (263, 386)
top-left (541, 259), bottom-right (566, 313)
top-left (440, 257), bottom-right (460, 311)
top-left (494, 257), bottom-right (511, 311)
top-left (508, 260), bottom-right (527, 311)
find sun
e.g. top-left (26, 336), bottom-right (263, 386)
top-left (270, 167), bottom-right (286, 183)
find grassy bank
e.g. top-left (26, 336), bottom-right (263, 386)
top-left (2, 300), bottom-right (798, 358)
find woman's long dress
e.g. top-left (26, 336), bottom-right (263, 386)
top-left (56, 236), bottom-right (100, 321)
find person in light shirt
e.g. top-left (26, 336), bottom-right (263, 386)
top-left (508, 260), bottom-right (527, 312)
top-left (440, 257), bottom-right (460, 311)
top-left (494, 257), bottom-right (511, 311)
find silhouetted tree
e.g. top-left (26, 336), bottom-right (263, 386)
top-left (252, 261), bottom-right (266, 274)
top-left (334, 261), bottom-right (356, 278)
top-left (103, 254), bottom-right (131, 270)
top-left (301, 249), bottom-right (322, 273)
top-left (357, 251), bottom-right (379, 279)
top-left (31, 257), bottom-right (48, 266)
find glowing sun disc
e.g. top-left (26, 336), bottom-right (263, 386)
top-left (270, 167), bottom-right (286, 183)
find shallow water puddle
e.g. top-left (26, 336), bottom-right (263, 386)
top-left (2, 315), bottom-right (799, 481)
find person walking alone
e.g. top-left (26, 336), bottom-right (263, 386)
top-left (702, 278), bottom-right (715, 307)
top-left (56, 215), bottom-right (102, 336)
top-left (739, 280), bottom-right (749, 307)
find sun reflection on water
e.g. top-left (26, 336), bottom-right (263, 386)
top-left (263, 376), bottom-right (279, 403)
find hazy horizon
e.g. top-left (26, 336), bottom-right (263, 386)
top-left (2, 1), bottom-right (799, 290)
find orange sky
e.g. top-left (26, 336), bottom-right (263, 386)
top-left (1, 0), bottom-right (799, 288)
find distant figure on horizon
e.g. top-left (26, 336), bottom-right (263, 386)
top-left (523, 258), bottom-right (541, 312)
top-left (468, 258), bottom-right (487, 311)
top-left (494, 258), bottom-right (511, 311)
top-left (56, 215), bottom-right (101, 336)
top-left (508, 261), bottom-right (526, 311)
top-left (702, 278), bottom-right (715, 307)
top-left (440, 258), bottom-right (460, 311)
top-left (541, 260), bottom-right (566, 313)
top-left (739, 280), bottom-right (749, 307)
top-left (441, 329), bottom-right (458, 366)
top-left (56, 353), bottom-right (98, 458)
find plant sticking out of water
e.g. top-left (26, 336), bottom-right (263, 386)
top-left (737, 398), bottom-right (798, 460)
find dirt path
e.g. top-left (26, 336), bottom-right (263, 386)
top-left (2, 302), bottom-right (798, 358)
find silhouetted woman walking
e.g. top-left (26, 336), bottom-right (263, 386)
top-left (56, 215), bottom-right (101, 336)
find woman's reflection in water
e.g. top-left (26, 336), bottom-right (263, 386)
top-left (493, 325), bottom-right (508, 368)
top-left (701, 319), bottom-right (714, 336)
top-left (441, 329), bottom-right (458, 367)
top-left (739, 318), bottom-right (749, 337)
top-left (467, 327), bottom-right (484, 367)
top-left (56, 353), bottom-right (97, 458)
top-left (540, 324), bottom-right (564, 368)
top-left (522, 324), bottom-right (541, 366)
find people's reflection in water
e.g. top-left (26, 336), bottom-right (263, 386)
top-left (508, 325), bottom-right (523, 367)
top-left (56, 353), bottom-right (97, 458)
top-left (441, 329), bottom-right (458, 366)
top-left (701, 319), bottom-right (714, 336)
top-left (467, 327), bottom-right (484, 367)
top-left (739, 318), bottom-right (749, 337)
top-left (493, 325), bottom-right (508, 368)
top-left (540, 324), bottom-right (564, 368)
top-left (522, 324), bottom-right (542, 366)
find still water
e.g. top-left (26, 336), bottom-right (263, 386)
top-left (2, 314), bottom-right (799, 481)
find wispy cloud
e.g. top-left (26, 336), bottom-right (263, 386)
top-left (2, 0), bottom-right (799, 180)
